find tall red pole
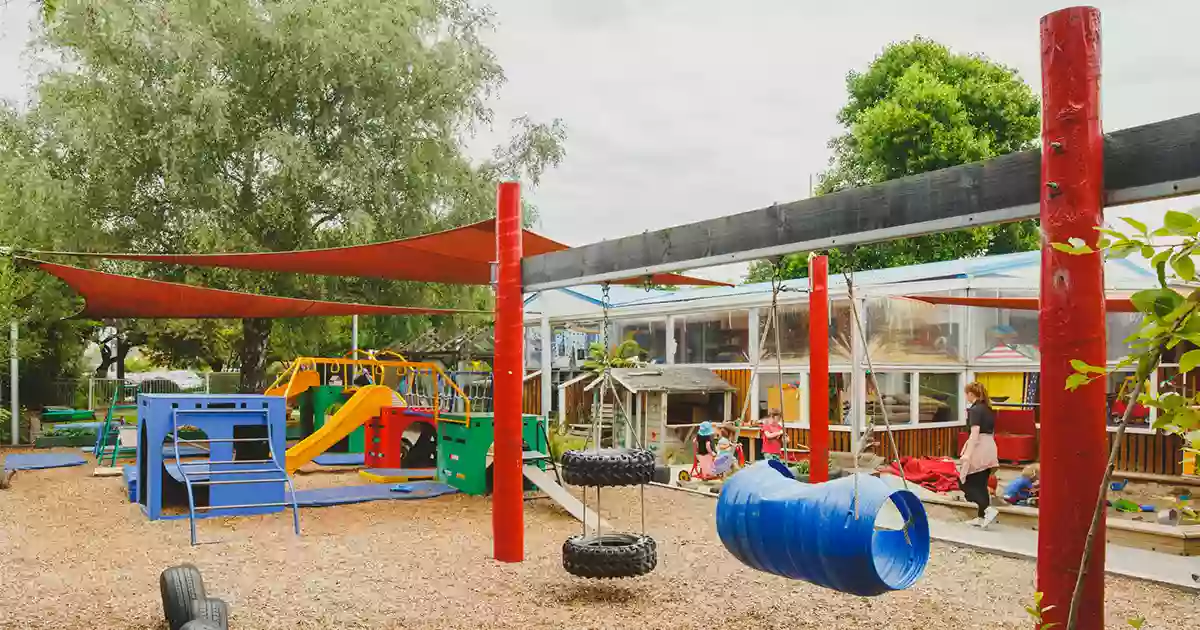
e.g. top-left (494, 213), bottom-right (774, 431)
top-left (493, 181), bottom-right (525, 562)
top-left (1037, 7), bottom-right (1105, 628)
top-left (808, 255), bottom-right (829, 482)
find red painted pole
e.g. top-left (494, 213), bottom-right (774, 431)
top-left (493, 181), bottom-right (525, 563)
top-left (1037, 7), bottom-right (1105, 628)
top-left (808, 255), bottom-right (829, 482)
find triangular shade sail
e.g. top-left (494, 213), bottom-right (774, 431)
top-left (37, 220), bottom-right (728, 287)
top-left (907, 294), bottom-right (1138, 313)
top-left (26, 259), bottom-right (481, 319)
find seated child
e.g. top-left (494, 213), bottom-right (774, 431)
top-left (711, 424), bottom-right (738, 477)
top-left (696, 421), bottom-right (716, 476)
top-left (1003, 463), bottom-right (1040, 505)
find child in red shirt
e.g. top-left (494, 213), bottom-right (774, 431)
top-left (761, 408), bottom-right (784, 461)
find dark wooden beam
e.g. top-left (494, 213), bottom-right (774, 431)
top-left (523, 113), bottom-right (1200, 291)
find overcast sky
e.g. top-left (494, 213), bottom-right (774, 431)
top-left (3, 1), bottom-right (1198, 283)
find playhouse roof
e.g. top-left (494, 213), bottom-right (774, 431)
top-left (609, 366), bottom-right (736, 394)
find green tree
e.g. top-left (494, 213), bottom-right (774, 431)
top-left (748, 37), bottom-right (1040, 282)
top-left (21, 0), bottom-right (564, 390)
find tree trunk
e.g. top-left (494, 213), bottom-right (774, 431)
top-left (239, 318), bottom-right (272, 393)
top-left (115, 334), bottom-right (127, 380)
top-left (95, 342), bottom-right (114, 378)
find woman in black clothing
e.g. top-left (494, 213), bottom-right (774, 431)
top-left (959, 381), bottom-right (1000, 528)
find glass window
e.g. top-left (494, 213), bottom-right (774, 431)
top-left (864, 297), bottom-right (962, 365)
top-left (756, 372), bottom-right (804, 424)
top-left (761, 303), bottom-right (810, 363)
top-left (1106, 312), bottom-right (1143, 362)
top-left (968, 290), bottom-right (1040, 363)
top-left (614, 319), bottom-right (668, 364)
top-left (1105, 369), bottom-right (1150, 427)
top-left (556, 321), bottom-right (604, 370)
top-left (674, 310), bottom-right (750, 364)
top-left (865, 372), bottom-right (912, 425)
top-left (917, 373), bottom-right (960, 423)
top-left (1106, 313), bottom-right (1141, 363)
top-left (524, 326), bottom-right (541, 370)
top-left (829, 300), bottom-right (855, 362)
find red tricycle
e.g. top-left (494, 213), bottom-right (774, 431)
top-left (678, 438), bottom-right (744, 483)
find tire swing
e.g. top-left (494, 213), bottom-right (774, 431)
top-left (561, 283), bottom-right (657, 579)
top-left (715, 257), bottom-right (930, 597)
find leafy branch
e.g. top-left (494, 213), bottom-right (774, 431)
top-left (581, 340), bottom-right (645, 374)
top-left (1057, 209), bottom-right (1200, 630)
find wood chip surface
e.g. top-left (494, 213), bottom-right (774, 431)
top-left (0, 448), bottom-right (1194, 629)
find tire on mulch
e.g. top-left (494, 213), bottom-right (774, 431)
top-left (189, 597), bottom-right (230, 630)
top-left (160, 564), bottom-right (206, 630)
top-left (181, 622), bottom-right (221, 630)
top-left (562, 533), bottom-right (657, 579)
top-left (560, 448), bottom-right (654, 487)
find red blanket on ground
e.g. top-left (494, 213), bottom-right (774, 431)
top-left (883, 456), bottom-right (960, 493)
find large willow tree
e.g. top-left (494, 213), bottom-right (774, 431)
top-left (19, 0), bottom-right (564, 390)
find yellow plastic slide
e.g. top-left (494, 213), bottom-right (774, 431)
top-left (284, 385), bottom-right (402, 473)
top-left (265, 368), bottom-right (321, 401)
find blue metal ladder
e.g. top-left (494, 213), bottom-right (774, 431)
top-left (168, 408), bottom-right (301, 546)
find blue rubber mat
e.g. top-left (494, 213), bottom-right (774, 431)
top-left (312, 453), bottom-right (364, 466)
top-left (289, 481), bottom-right (457, 507)
top-left (3, 453), bottom-right (87, 470)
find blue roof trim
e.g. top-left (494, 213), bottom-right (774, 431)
top-left (1116, 257), bottom-right (1156, 278)
top-left (560, 287), bottom-right (605, 306)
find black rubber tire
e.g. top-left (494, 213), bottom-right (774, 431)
top-left (189, 597), bottom-right (230, 630)
top-left (652, 465), bottom-right (671, 485)
top-left (562, 533), bottom-right (657, 579)
top-left (181, 622), bottom-right (222, 630)
top-left (160, 564), bottom-right (206, 630)
top-left (560, 448), bottom-right (654, 487)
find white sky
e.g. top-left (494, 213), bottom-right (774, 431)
top-left (3, 1), bottom-right (1197, 283)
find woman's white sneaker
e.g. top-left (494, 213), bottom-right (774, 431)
top-left (980, 507), bottom-right (999, 529)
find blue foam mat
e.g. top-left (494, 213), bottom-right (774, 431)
top-left (312, 453), bottom-right (364, 466)
top-left (3, 453), bottom-right (87, 470)
top-left (289, 481), bottom-right (457, 507)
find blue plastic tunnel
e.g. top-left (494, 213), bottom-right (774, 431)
top-left (715, 460), bottom-right (929, 596)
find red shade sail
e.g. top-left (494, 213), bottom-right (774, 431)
top-left (27, 259), bottom-right (481, 319)
top-left (906, 294), bottom-right (1138, 313)
top-left (36, 220), bottom-right (728, 288)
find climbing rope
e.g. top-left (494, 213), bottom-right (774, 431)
top-left (839, 250), bottom-right (915, 542)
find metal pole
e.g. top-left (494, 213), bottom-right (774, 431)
top-left (540, 313), bottom-right (552, 433)
top-left (1037, 7), bottom-right (1105, 629)
top-left (808, 255), bottom-right (829, 482)
top-left (351, 315), bottom-right (359, 358)
top-left (10, 320), bottom-right (18, 445)
top-left (493, 181), bottom-right (524, 563)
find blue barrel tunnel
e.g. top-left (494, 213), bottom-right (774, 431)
top-left (715, 460), bottom-right (929, 596)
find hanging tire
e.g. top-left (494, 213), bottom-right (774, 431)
top-left (160, 564), bottom-right (206, 630)
top-left (189, 597), bottom-right (230, 630)
top-left (560, 448), bottom-right (654, 487)
top-left (563, 533), bottom-right (657, 579)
